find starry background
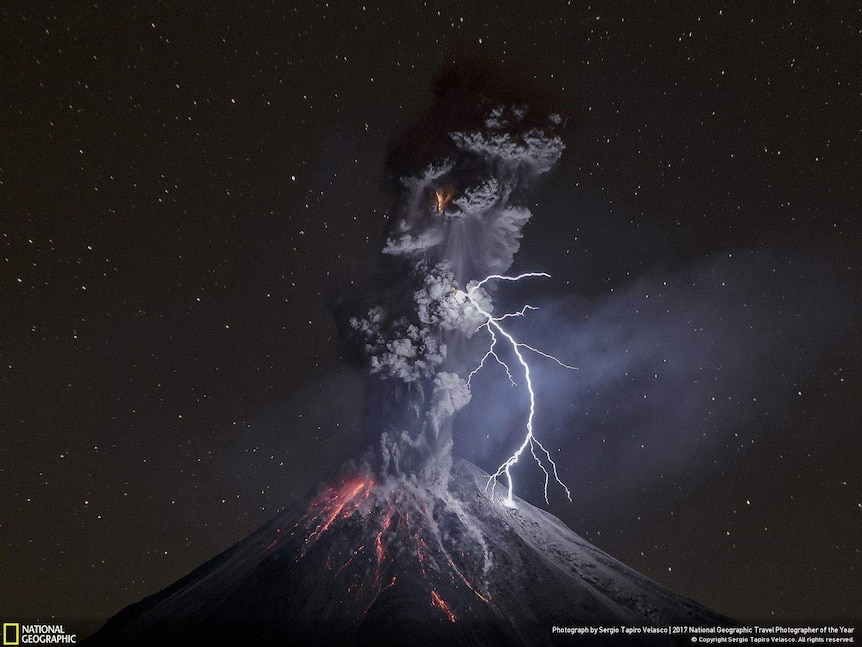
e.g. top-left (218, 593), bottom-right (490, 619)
top-left (2, 1), bottom-right (860, 638)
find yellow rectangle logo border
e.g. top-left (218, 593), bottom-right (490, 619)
top-left (2, 623), bottom-right (19, 646)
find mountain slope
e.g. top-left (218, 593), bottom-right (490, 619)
top-left (86, 460), bottom-right (730, 646)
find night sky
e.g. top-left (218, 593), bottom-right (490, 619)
top-left (2, 1), bottom-right (860, 637)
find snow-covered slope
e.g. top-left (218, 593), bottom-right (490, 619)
top-left (86, 460), bottom-right (730, 646)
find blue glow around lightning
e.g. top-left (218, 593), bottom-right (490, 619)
top-left (457, 273), bottom-right (576, 507)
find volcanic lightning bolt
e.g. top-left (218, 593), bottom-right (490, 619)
top-left (457, 273), bottom-right (577, 507)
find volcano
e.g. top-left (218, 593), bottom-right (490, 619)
top-left (86, 460), bottom-right (729, 646)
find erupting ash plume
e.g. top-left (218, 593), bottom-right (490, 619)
top-left (87, 63), bottom-right (734, 647)
top-left (347, 61), bottom-right (572, 499)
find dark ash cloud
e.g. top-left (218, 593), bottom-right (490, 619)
top-left (337, 60), bottom-right (568, 489)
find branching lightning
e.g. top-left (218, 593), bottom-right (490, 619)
top-left (457, 273), bottom-right (576, 507)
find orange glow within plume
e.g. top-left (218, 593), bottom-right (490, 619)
top-left (434, 187), bottom-right (455, 213)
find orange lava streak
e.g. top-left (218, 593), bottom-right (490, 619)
top-left (304, 478), bottom-right (373, 544)
top-left (373, 510), bottom-right (394, 585)
top-left (445, 555), bottom-right (490, 603)
top-left (334, 545), bottom-right (364, 576)
top-left (416, 537), bottom-right (430, 575)
top-left (363, 576), bottom-right (397, 615)
top-left (430, 590), bottom-right (457, 623)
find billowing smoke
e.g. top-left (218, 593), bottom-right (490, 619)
top-left (343, 61), bottom-right (565, 489)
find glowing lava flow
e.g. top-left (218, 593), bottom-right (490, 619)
top-left (295, 476), bottom-right (375, 555)
top-left (458, 273), bottom-right (576, 507)
top-left (280, 477), bottom-right (490, 624)
top-left (430, 589), bottom-right (457, 623)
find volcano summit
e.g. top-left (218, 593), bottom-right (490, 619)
top-left (86, 460), bottom-right (728, 646)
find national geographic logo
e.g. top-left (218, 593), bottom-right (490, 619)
top-left (2, 624), bottom-right (76, 644)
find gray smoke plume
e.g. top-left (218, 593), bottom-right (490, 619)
top-left (344, 62), bottom-right (566, 489)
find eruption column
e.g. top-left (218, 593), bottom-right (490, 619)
top-left (458, 273), bottom-right (576, 507)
